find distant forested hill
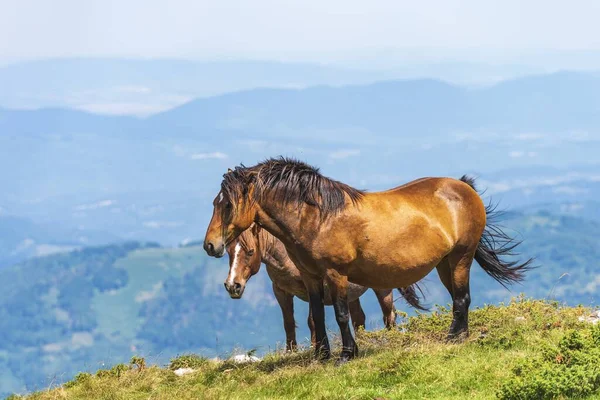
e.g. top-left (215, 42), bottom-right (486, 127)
top-left (1, 211), bottom-right (599, 396)
top-left (0, 215), bottom-right (119, 268)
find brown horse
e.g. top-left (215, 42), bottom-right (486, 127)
top-left (204, 158), bottom-right (532, 364)
top-left (223, 223), bottom-right (421, 351)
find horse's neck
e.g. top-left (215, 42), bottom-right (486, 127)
top-left (259, 229), bottom-right (305, 294)
top-left (259, 230), bottom-right (292, 273)
top-left (256, 201), bottom-right (318, 250)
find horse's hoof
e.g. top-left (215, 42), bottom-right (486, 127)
top-left (335, 356), bottom-right (352, 367)
top-left (446, 331), bottom-right (469, 343)
top-left (316, 350), bottom-right (331, 361)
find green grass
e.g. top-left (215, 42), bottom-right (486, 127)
top-left (3, 212), bottom-right (600, 398)
top-left (19, 298), bottom-right (600, 400)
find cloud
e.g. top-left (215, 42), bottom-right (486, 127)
top-left (135, 282), bottom-right (163, 303)
top-left (77, 102), bottom-right (174, 116)
top-left (190, 152), bottom-right (228, 160)
top-left (172, 146), bottom-right (228, 161)
top-left (114, 85), bottom-right (151, 94)
top-left (75, 199), bottom-right (115, 211)
top-left (508, 150), bottom-right (537, 158)
top-left (329, 149), bottom-right (360, 160)
top-left (552, 186), bottom-right (589, 195)
top-left (481, 172), bottom-right (600, 194)
top-left (10, 238), bottom-right (35, 256)
top-left (560, 203), bottom-right (584, 213)
top-left (581, 275), bottom-right (600, 294)
top-left (143, 220), bottom-right (183, 229)
top-left (190, 151), bottom-right (227, 160)
top-left (34, 244), bottom-right (78, 257)
top-left (514, 133), bottom-right (545, 141)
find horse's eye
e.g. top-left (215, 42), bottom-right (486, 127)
top-left (247, 249), bottom-right (255, 256)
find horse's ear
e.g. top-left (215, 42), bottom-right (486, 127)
top-left (251, 223), bottom-right (261, 235)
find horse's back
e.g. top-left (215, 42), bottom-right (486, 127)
top-left (376, 176), bottom-right (476, 198)
top-left (368, 176), bottom-right (485, 228)
top-left (338, 177), bottom-right (486, 288)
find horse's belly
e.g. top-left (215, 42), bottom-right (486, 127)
top-left (267, 265), bottom-right (367, 304)
top-left (348, 231), bottom-right (451, 288)
top-left (322, 282), bottom-right (367, 305)
top-left (347, 259), bottom-right (441, 289)
top-left (266, 265), bottom-right (309, 301)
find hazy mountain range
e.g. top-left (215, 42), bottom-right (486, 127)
top-left (0, 58), bottom-right (546, 115)
top-left (2, 69), bottom-right (600, 255)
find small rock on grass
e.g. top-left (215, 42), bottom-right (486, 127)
top-left (578, 310), bottom-right (600, 325)
top-left (230, 354), bottom-right (261, 363)
top-left (173, 368), bottom-right (195, 377)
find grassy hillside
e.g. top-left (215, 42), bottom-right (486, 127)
top-left (1, 211), bottom-right (599, 397)
top-left (0, 242), bottom-right (289, 397)
top-left (17, 299), bottom-right (600, 400)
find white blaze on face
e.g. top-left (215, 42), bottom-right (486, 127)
top-left (217, 191), bottom-right (224, 204)
top-left (227, 242), bottom-right (243, 286)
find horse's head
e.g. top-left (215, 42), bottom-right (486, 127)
top-left (204, 167), bottom-right (257, 258)
top-left (224, 224), bottom-right (263, 299)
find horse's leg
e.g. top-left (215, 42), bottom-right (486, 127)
top-left (307, 306), bottom-right (317, 348)
top-left (325, 269), bottom-right (358, 364)
top-left (272, 283), bottom-right (297, 351)
top-left (436, 257), bottom-right (454, 298)
top-left (373, 289), bottom-right (396, 329)
top-left (446, 248), bottom-right (476, 341)
top-left (302, 275), bottom-right (330, 360)
top-left (348, 298), bottom-right (366, 333)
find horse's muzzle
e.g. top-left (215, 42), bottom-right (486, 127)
top-left (224, 281), bottom-right (244, 299)
top-left (204, 241), bottom-right (224, 258)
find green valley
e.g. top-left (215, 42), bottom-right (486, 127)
top-left (1, 210), bottom-right (599, 397)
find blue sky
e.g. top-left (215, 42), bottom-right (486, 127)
top-left (2, 0), bottom-right (600, 66)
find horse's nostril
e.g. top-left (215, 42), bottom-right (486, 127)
top-left (234, 283), bottom-right (242, 292)
top-left (206, 242), bottom-right (215, 253)
top-left (224, 282), bottom-right (243, 298)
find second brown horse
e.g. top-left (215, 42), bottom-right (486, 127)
top-left (224, 223), bottom-right (423, 350)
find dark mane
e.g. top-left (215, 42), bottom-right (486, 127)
top-left (221, 157), bottom-right (364, 217)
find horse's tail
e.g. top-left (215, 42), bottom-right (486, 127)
top-left (460, 175), bottom-right (535, 288)
top-left (397, 283), bottom-right (428, 311)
